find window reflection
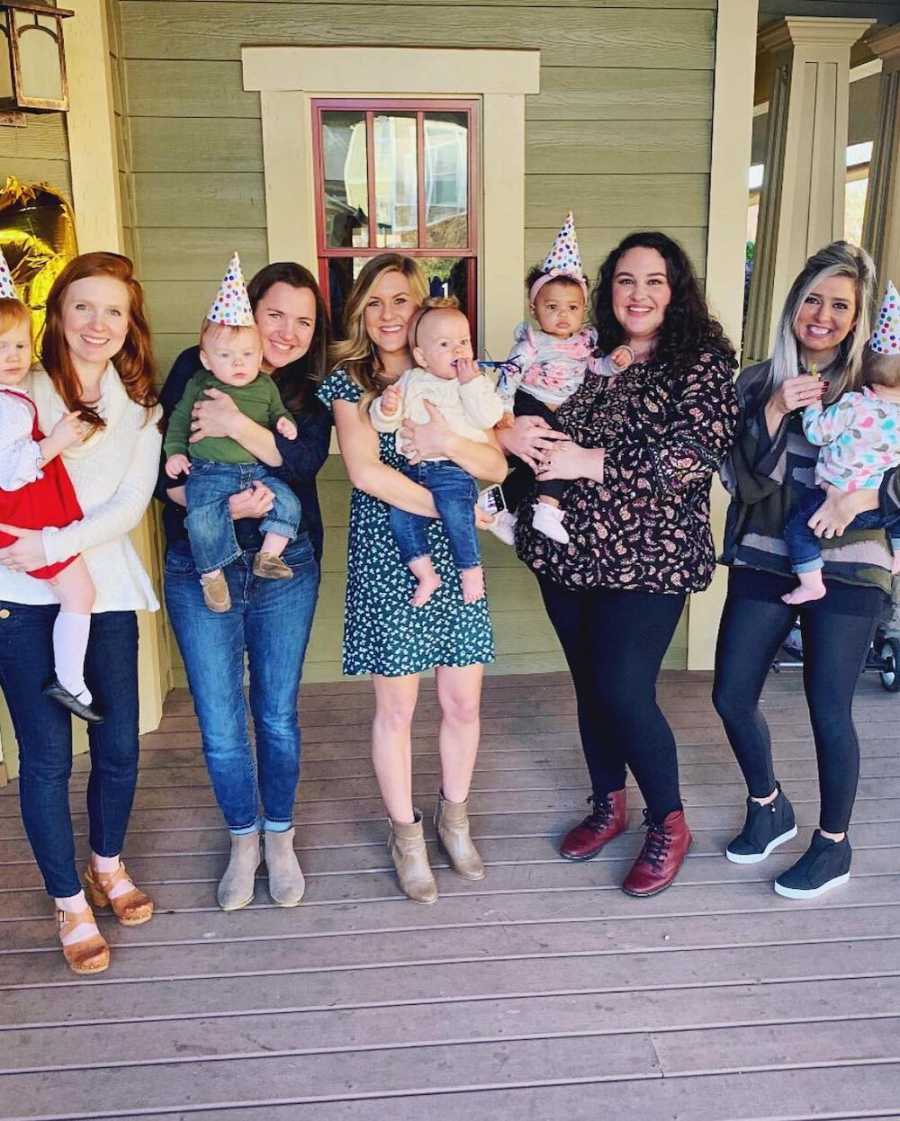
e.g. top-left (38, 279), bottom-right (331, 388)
top-left (322, 111), bottom-right (369, 249)
top-left (425, 113), bottom-right (468, 249)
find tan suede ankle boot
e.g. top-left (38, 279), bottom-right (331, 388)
top-left (434, 791), bottom-right (485, 880)
top-left (264, 827), bottom-right (305, 907)
top-left (388, 811), bottom-right (437, 904)
top-left (217, 831), bottom-right (260, 911)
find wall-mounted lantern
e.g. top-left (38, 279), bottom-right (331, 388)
top-left (0, 1), bottom-right (74, 122)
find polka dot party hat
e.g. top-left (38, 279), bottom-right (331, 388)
top-left (207, 251), bottom-right (254, 327)
top-left (0, 249), bottom-right (16, 301)
top-left (869, 280), bottom-right (900, 356)
top-left (541, 211), bottom-right (584, 279)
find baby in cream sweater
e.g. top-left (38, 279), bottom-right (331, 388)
top-left (370, 298), bottom-right (503, 606)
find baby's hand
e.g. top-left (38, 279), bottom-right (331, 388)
top-left (381, 385), bottom-right (402, 417)
top-left (609, 345), bottom-right (635, 373)
top-left (50, 411), bottom-right (87, 451)
top-left (165, 453), bottom-right (191, 479)
top-left (276, 416), bottom-right (298, 441)
top-left (455, 357), bottom-right (478, 384)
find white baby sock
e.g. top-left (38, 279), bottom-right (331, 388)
top-left (52, 612), bottom-right (92, 704)
top-left (55, 890), bottom-right (98, 944)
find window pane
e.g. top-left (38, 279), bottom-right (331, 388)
top-left (321, 111), bottom-right (369, 249)
top-left (424, 113), bottom-right (468, 249)
top-left (374, 113), bottom-right (418, 248)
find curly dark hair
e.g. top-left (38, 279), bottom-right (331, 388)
top-left (592, 232), bottom-right (735, 369)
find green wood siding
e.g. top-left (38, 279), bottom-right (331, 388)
top-left (119, 0), bottom-right (710, 677)
top-left (0, 113), bottom-right (71, 205)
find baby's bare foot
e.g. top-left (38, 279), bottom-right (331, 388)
top-left (892, 551), bottom-right (900, 576)
top-left (781, 582), bottom-right (827, 606)
top-left (460, 566), bottom-right (485, 604)
top-left (411, 571), bottom-right (442, 607)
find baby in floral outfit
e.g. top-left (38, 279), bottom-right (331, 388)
top-left (782, 280), bottom-right (900, 605)
top-left (495, 213), bottom-right (632, 545)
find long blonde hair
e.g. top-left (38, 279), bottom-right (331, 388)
top-left (330, 254), bottom-right (428, 396)
top-left (771, 240), bottom-right (876, 403)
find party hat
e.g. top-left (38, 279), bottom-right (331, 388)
top-left (869, 280), bottom-right (900, 355)
top-left (541, 211), bottom-right (584, 279)
top-left (0, 249), bottom-right (16, 300)
top-left (207, 252), bottom-right (254, 327)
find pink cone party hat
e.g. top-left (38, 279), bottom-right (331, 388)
top-left (0, 250), bottom-right (16, 301)
top-left (870, 280), bottom-right (900, 355)
top-left (541, 211), bottom-right (584, 279)
top-left (207, 252), bottom-right (254, 327)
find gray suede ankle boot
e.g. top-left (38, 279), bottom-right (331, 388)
top-left (388, 811), bottom-right (438, 904)
top-left (435, 791), bottom-right (485, 880)
top-left (217, 831), bottom-right (260, 911)
top-left (264, 827), bottom-right (305, 906)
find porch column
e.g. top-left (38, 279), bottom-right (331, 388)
top-left (745, 16), bottom-right (874, 362)
top-left (862, 24), bottom-right (900, 288)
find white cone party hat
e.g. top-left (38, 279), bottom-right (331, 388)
top-left (870, 280), bottom-right (900, 356)
top-left (0, 250), bottom-right (16, 300)
top-left (541, 211), bottom-right (584, 279)
top-left (207, 252), bottom-right (254, 327)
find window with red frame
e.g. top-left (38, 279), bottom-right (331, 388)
top-left (312, 99), bottom-right (478, 339)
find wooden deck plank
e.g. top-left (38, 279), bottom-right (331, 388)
top-left (0, 671), bottom-right (897, 1121)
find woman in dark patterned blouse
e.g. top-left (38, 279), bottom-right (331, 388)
top-left (512, 231), bottom-right (739, 897)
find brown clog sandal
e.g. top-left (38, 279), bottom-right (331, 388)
top-left (57, 906), bottom-right (110, 975)
top-left (84, 862), bottom-right (154, 926)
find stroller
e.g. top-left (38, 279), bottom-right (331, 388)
top-left (773, 577), bottom-right (900, 691)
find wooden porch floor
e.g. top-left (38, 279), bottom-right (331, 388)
top-left (1, 670), bottom-right (899, 1121)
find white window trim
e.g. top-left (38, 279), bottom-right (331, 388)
top-left (242, 46), bottom-right (540, 358)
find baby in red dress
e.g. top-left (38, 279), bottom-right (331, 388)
top-left (0, 293), bottom-right (101, 723)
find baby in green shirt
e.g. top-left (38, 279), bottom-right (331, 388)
top-left (164, 317), bottom-right (300, 613)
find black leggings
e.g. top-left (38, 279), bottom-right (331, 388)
top-left (538, 575), bottom-right (687, 821)
top-left (712, 567), bottom-right (883, 834)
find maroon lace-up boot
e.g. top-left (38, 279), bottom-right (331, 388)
top-left (559, 789), bottom-right (627, 861)
top-left (622, 808), bottom-right (692, 897)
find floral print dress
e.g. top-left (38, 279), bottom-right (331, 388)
top-left (317, 369), bottom-right (495, 676)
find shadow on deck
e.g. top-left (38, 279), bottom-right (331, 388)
top-left (1, 670), bottom-right (899, 1121)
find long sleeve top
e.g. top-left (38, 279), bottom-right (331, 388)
top-left (515, 348), bottom-right (740, 594)
top-left (0, 389), bottom-right (43, 491)
top-left (0, 365), bottom-right (163, 611)
top-left (720, 360), bottom-right (900, 592)
top-left (499, 321), bottom-right (597, 410)
top-left (156, 346), bottom-right (331, 561)
top-left (802, 387), bottom-right (900, 490)
top-left (370, 367), bottom-right (504, 460)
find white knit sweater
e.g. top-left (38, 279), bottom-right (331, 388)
top-left (0, 365), bottom-right (162, 613)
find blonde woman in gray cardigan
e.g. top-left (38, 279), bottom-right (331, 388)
top-left (0, 253), bottom-right (161, 975)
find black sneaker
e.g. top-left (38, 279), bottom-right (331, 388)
top-left (774, 830), bottom-right (851, 899)
top-left (726, 784), bottom-right (797, 864)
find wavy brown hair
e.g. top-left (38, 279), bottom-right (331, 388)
top-left (330, 254), bottom-right (428, 397)
top-left (41, 252), bottom-right (158, 430)
top-left (593, 231), bottom-right (735, 370)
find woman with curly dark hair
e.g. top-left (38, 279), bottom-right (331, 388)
top-left (509, 231), bottom-right (740, 897)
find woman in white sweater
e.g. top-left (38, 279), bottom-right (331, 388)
top-left (0, 252), bottom-right (162, 975)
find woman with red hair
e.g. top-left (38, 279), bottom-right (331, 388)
top-left (0, 252), bottom-right (162, 974)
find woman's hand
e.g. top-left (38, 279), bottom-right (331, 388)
top-left (764, 374), bottom-right (826, 436)
top-left (400, 401), bottom-right (455, 464)
top-left (807, 484), bottom-right (878, 539)
top-left (0, 525), bottom-right (48, 572)
top-left (228, 481), bottom-right (274, 520)
top-left (496, 414), bottom-right (569, 471)
top-left (190, 387), bottom-right (242, 442)
top-left (535, 440), bottom-right (605, 485)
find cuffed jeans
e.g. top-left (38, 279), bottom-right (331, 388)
top-left (784, 488), bottom-right (900, 573)
top-left (0, 602), bottom-right (140, 898)
top-left (185, 458), bottom-right (302, 575)
top-left (391, 460), bottom-right (480, 569)
top-left (164, 535), bottom-right (319, 833)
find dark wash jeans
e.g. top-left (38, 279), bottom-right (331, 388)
top-left (0, 603), bottom-right (139, 898)
top-left (783, 487), bottom-right (900, 573)
top-left (391, 460), bottom-right (480, 569)
top-left (164, 534), bottom-right (319, 833)
top-left (185, 458), bottom-right (301, 575)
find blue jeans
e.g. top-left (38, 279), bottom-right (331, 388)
top-left (164, 535), bottom-right (319, 833)
top-left (185, 458), bottom-right (301, 575)
top-left (391, 460), bottom-right (480, 570)
top-left (784, 488), bottom-right (900, 573)
top-left (0, 603), bottom-right (139, 898)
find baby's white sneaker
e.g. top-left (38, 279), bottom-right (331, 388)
top-left (532, 502), bottom-right (569, 544)
top-left (488, 510), bottom-right (517, 546)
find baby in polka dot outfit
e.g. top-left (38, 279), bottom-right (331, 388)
top-left (782, 280), bottom-right (900, 605)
